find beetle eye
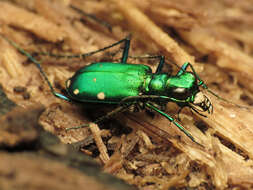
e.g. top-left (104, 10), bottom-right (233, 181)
top-left (172, 87), bottom-right (190, 100)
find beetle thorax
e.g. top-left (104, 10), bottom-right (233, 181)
top-left (146, 74), bottom-right (169, 95)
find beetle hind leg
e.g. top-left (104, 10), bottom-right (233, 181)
top-left (1, 34), bottom-right (71, 102)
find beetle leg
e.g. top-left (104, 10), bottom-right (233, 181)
top-left (154, 56), bottom-right (165, 73)
top-left (128, 55), bottom-right (165, 73)
top-left (176, 62), bottom-right (189, 76)
top-left (30, 36), bottom-right (132, 62)
top-left (70, 5), bottom-right (112, 32)
top-left (176, 107), bottom-right (184, 121)
top-left (145, 102), bottom-right (203, 147)
top-left (1, 35), bottom-right (71, 102)
top-left (119, 95), bottom-right (189, 107)
top-left (129, 103), bottom-right (142, 112)
top-left (120, 36), bottom-right (130, 64)
top-left (119, 95), bottom-right (170, 105)
top-left (177, 62), bottom-right (208, 89)
top-left (66, 103), bottom-right (132, 131)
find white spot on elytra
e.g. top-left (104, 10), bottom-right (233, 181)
top-left (97, 92), bottom-right (105, 100)
top-left (73, 89), bottom-right (79, 95)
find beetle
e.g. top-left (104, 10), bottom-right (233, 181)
top-left (2, 35), bottom-right (216, 146)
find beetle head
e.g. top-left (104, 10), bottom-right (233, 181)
top-left (189, 91), bottom-right (213, 114)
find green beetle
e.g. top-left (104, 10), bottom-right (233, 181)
top-left (2, 35), bottom-right (215, 146)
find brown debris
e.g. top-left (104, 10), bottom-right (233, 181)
top-left (1, 0), bottom-right (253, 189)
top-left (89, 123), bottom-right (110, 164)
top-left (0, 93), bottom-right (137, 190)
top-left (0, 104), bottom-right (45, 147)
top-left (0, 151), bottom-right (136, 190)
top-left (0, 1), bottom-right (66, 42)
top-left (0, 153), bottom-right (106, 190)
top-left (107, 0), bottom-right (196, 69)
top-left (180, 28), bottom-right (253, 92)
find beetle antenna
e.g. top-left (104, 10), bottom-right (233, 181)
top-left (205, 88), bottom-right (250, 110)
top-left (70, 5), bottom-right (112, 32)
top-left (198, 82), bottom-right (250, 110)
top-left (182, 62), bottom-right (250, 110)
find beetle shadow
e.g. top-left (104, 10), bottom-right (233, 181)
top-left (75, 102), bottom-right (133, 136)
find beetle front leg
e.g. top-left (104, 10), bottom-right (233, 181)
top-left (177, 62), bottom-right (207, 87)
top-left (176, 62), bottom-right (190, 76)
top-left (177, 62), bottom-right (248, 109)
top-left (145, 102), bottom-right (203, 147)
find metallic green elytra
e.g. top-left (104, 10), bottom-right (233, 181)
top-left (2, 35), bottom-right (219, 146)
top-left (66, 63), bottom-right (152, 103)
top-left (66, 61), bottom-right (210, 112)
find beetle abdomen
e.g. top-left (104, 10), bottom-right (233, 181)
top-left (66, 62), bottom-right (152, 103)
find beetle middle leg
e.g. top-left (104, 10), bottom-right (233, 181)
top-left (120, 95), bottom-right (203, 146)
top-left (66, 103), bottom-right (133, 131)
top-left (129, 55), bottom-right (165, 74)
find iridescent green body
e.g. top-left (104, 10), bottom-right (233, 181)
top-left (2, 35), bottom-right (214, 146)
top-left (67, 62), bottom-right (198, 105)
top-left (67, 63), bottom-right (152, 103)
